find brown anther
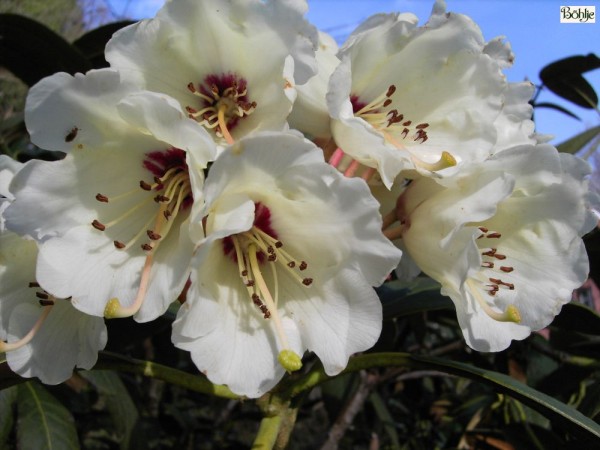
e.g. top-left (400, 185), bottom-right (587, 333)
top-left (482, 249), bottom-right (497, 257)
top-left (246, 280), bottom-right (255, 287)
top-left (489, 278), bottom-right (502, 285)
top-left (386, 85), bottom-right (396, 97)
top-left (482, 262), bottom-right (494, 268)
top-left (95, 193), bottom-right (109, 203)
top-left (403, 120), bottom-right (412, 126)
top-left (35, 292), bottom-right (49, 300)
top-left (500, 266), bottom-right (514, 273)
top-left (416, 123), bottom-right (430, 129)
top-left (275, 241), bottom-right (283, 248)
top-left (493, 253), bottom-right (507, 260)
top-left (28, 282), bottom-right (40, 288)
top-left (187, 82), bottom-right (196, 93)
top-left (114, 240), bottom-right (126, 249)
top-left (487, 233), bottom-right (502, 239)
top-left (141, 243), bottom-right (153, 251)
top-left (92, 220), bottom-right (106, 231)
top-left (65, 127), bottom-right (78, 143)
top-left (287, 262), bottom-right (295, 268)
top-left (140, 180), bottom-right (152, 191)
top-left (154, 176), bottom-right (162, 184)
top-left (401, 128), bottom-right (409, 138)
top-left (260, 305), bottom-right (271, 319)
top-left (299, 261), bottom-right (308, 271)
top-left (154, 195), bottom-right (170, 203)
top-left (479, 227), bottom-right (489, 233)
top-left (252, 294), bottom-right (262, 306)
top-left (241, 270), bottom-right (248, 276)
top-left (211, 84), bottom-right (219, 96)
top-left (268, 254), bottom-right (277, 262)
top-left (186, 106), bottom-right (198, 114)
top-left (38, 299), bottom-right (55, 306)
top-left (163, 210), bottom-right (172, 220)
top-left (147, 230), bottom-right (162, 241)
top-left (383, 99), bottom-right (392, 107)
top-left (267, 246), bottom-right (275, 254)
top-left (302, 278), bottom-right (313, 286)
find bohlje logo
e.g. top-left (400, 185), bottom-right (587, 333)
top-left (560, 6), bottom-right (596, 23)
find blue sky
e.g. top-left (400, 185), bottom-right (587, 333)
top-left (102, 0), bottom-right (599, 145)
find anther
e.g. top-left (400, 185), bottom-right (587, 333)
top-left (147, 230), bottom-right (162, 241)
top-left (140, 180), bottom-right (152, 191)
top-left (141, 243), bottom-right (153, 251)
top-left (383, 99), bottom-right (392, 107)
top-left (275, 241), bottom-right (283, 248)
top-left (114, 240), bottom-right (126, 249)
top-left (187, 82), bottom-right (196, 93)
top-left (92, 220), bottom-right (106, 231)
top-left (482, 262), bottom-right (494, 268)
top-left (252, 293), bottom-right (262, 306)
top-left (96, 193), bottom-right (109, 203)
top-left (287, 262), bottom-right (295, 268)
top-left (487, 232), bottom-right (502, 239)
top-left (386, 85), bottom-right (396, 97)
top-left (302, 278), bottom-right (313, 286)
top-left (299, 261), bottom-right (308, 271)
top-left (479, 227), bottom-right (489, 233)
top-left (38, 299), bottom-right (55, 306)
top-left (154, 195), bottom-right (170, 203)
top-left (493, 253), bottom-right (507, 260)
top-left (35, 292), bottom-right (49, 300)
top-left (500, 266), bottom-right (514, 273)
top-left (416, 123), bottom-right (429, 129)
top-left (28, 282), bottom-right (40, 288)
top-left (163, 210), bottom-right (172, 220)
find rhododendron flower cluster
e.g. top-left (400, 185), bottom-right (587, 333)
top-left (0, 0), bottom-right (594, 397)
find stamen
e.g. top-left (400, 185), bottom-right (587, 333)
top-left (467, 279), bottom-right (521, 323)
top-left (95, 193), bottom-right (109, 203)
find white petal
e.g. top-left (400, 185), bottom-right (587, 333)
top-left (6, 301), bottom-right (107, 384)
top-left (285, 268), bottom-right (382, 375)
top-left (117, 91), bottom-right (217, 165)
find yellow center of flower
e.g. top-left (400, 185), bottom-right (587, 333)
top-left (186, 73), bottom-right (257, 145)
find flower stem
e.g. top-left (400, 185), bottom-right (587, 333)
top-left (252, 414), bottom-right (282, 450)
top-left (93, 351), bottom-right (241, 399)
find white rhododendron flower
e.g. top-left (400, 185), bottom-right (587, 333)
top-left (0, 157), bottom-right (107, 384)
top-left (327, 0), bottom-right (535, 187)
top-left (105, 0), bottom-right (318, 146)
top-left (396, 145), bottom-right (595, 351)
top-left (173, 132), bottom-right (402, 397)
top-left (4, 69), bottom-right (216, 322)
top-left (288, 31), bottom-right (339, 140)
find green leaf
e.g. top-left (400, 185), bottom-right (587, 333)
top-left (556, 125), bottom-right (600, 154)
top-left (0, 386), bottom-right (17, 449)
top-left (380, 278), bottom-right (453, 318)
top-left (533, 102), bottom-right (581, 121)
top-left (80, 371), bottom-right (139, 450)
top-left (72, 21), bottom-right (135, 69)
top-left (16, 381), bottom-right (79, 450)
top-left (408, 354), bottom-right (600, 443)
top-left (287, 353), bottom-right (600, 443)
top-left (0, 13), bottom-right (91, 86)
top-left (540, 54), bottom-right (600, 108)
